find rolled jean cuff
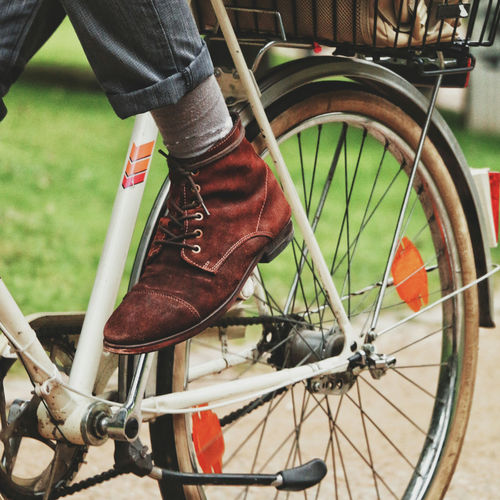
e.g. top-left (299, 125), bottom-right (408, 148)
top-left (108, 42), bottom-right (214, 119)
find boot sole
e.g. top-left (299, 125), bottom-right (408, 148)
top-left (104, 220), bottom-right (294, 355)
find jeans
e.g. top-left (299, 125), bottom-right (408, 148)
top-left (0, 0), bottom-right (214, 119)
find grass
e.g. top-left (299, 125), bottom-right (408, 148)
top-left (28, 18), bottom-right (92, 73)
top-left (1, 22), bottom-right (499, 315)
top-left (0, 80), bottom-right (169, 314)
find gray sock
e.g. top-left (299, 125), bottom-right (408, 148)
top-left (151, 75), bottom-right (233, 159)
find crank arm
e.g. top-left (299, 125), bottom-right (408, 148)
top-left (99, 353), bottom-right (154, 441)
top-left (150, 458), bottom-right (327, 492)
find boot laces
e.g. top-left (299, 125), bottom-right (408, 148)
top-left (156, 152), bottom-right (210, 252)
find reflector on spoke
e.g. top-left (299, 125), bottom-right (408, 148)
top-left (192, 407), bottom-right (224, 473)
top-left (391, 237), bottom-right (429, 312)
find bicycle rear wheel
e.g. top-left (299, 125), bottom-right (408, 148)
top-left (150, 85), bottom-right (478, 499)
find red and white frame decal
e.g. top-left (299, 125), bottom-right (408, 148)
top-left (122, 140), bottom-right (155, 189)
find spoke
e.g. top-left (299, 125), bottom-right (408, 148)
top-left (355, 380), bottom-right (381, 499)
top-left (288, 240), bottom-right (330, 325)
top-left (331, 396), bottom-right (353, 500)
top-left (359, 376), bottom-right (428, 435)
top-left (284, 123), bottom-right (347, 315)
top-left (330, 161), bottom-right (405, 280)
top-left (245, 385), bottom-right (325, 477)
top-left (223, 389), bottom-right (289, 465)
top-left (329, 140), bottom-right (388, 325)
top-left (389, 325), bottom-right (445, 355)
top-left (298, 132), bottom-right (308, 215)
top-left (290, 386), bottom-right (308, 468)
top-left (320, 156), bottom-right (407, 329)
top-left (324, 399), bottom-right (339, 500)
top-left (344, 133), bottom-right (351, 318)
top-left (254, 271), bottom-right (286, 317)
top-left (334, 420), bottom-right (399, 499)
top-left (390, 368), bottom-right (436, 399)
top-left (412, 212), bottom-right (436, 245)
top-left (241, 379), bottom-right (281, 500)
top-left (339, 129), bottom-right (367, 311)
top-left (306, 125), bottom-right (322, 216)
top-left (347, 388), bottom-right (416, 470)
top-left (350, 285), bottom-right (445, 331)
top-left (279, 388), bottom-right (309, 500)
top-left (248, 382), bottom-right (275, 475)
top-left (307, 392), bottom-right (354, 498)
top-left (291, 241), bottom-right (315, 325)
top-left (396, 364), bottom-right (445, 369)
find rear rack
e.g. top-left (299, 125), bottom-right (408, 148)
top-left (193, 0), bottom-right (500, 81)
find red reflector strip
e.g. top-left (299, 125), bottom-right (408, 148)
top-left (489, 171), bottom-right (500, 241)
top-left (464, 56), bottom-right (473, 88)
top-left (122, 171), bottom-right (147, 189)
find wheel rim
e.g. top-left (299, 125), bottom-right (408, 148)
top-left (169, 94), bottom-right (477, 500)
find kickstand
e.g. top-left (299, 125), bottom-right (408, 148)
top-left (114, 438), bottom-right (153, 477)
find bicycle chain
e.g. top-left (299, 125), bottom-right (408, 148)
top-left (50, 314), bottom-right (291, 497)
top-left (216, 314), bottom-right (295, 425)
top-left (50, 468), bottom-right (124, 499)
top-left (219, 386), bottom-right (288, 427)
top-left (213, 314), bottom-right (294, 328)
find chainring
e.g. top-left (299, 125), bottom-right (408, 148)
top-left (0, 330), bottom-right (87, 499)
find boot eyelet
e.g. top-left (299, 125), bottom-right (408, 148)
top-left (192, 184), bottom-right (201, 193)
top-left (194, 212), bottom-right (204, 221)
top-left (192, 169), bottom-right (200, 177)
top-left (194, 229), bottom-right (203, 238)
top-left (192, 245), bottom-right (201, 253)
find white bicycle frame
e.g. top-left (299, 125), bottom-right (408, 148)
top-left (0, 0), bottom-right (496, 446)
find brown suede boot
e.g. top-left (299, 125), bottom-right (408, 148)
top-left (103, 117), bottom-right (292, 354)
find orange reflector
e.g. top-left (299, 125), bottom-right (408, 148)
top-left (391, 237), bottom-right (429, 312)
top-left (192, 408), bottom-right (224, 473)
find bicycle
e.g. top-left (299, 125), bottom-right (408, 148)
top-left (0, 0), bottom-right (499, 498)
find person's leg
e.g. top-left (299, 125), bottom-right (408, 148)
top-left (151, 75), bottom-right (232, 159)
top-left (58, 0), bottom-right (233, 160)
top-left (54, 0), bottom-right (293, 352)
top-left (1, 0), bottom-right (292, 352)
top-left (58, 0), bottom-right (215, 118)
top-left (0, 0), bottom-right (231, 157)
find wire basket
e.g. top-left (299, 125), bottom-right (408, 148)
top-left (192, 0), bottom-right (500, 53)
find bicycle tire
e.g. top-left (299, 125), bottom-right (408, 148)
top-left (149, 84), bottom-right (478, 500)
